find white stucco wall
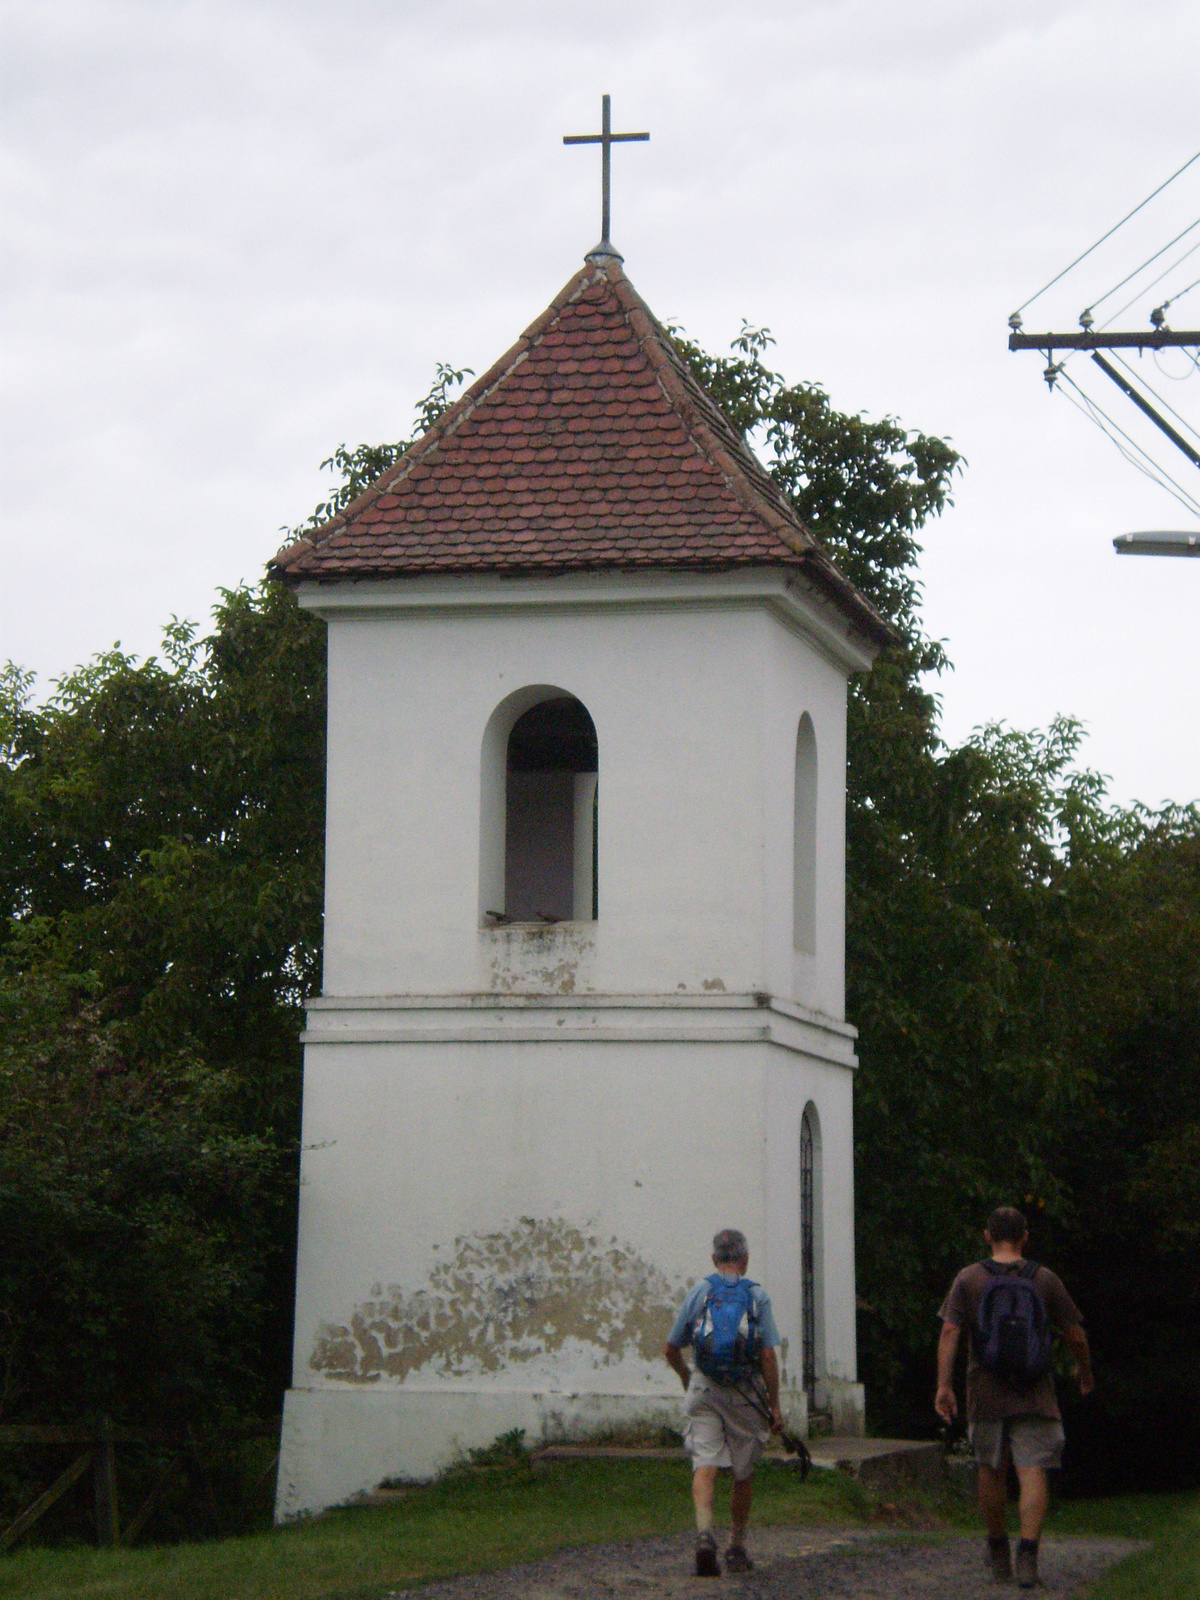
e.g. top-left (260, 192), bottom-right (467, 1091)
top-left (303, 569), bottom-right (871, 1014)
top-left (279, 1001), bottom-right (861, 1518)
top-left (277, 567), bottom-right (877, 1518)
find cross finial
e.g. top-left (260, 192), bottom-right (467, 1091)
top-left (563, 94), bottom-right (649, 260)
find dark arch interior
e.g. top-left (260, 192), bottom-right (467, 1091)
top-left (507, 697), bottom-right (598, 774)
top-left (505, 697), bottom-right (598, 922)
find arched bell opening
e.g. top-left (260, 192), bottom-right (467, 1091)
top-left (478, 688), bottom-right (598, 925)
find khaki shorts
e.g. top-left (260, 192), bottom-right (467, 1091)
top-left (682, 1371), bottom-right (770, 1480)
top-left (969, 1416), bottom-right (1065, 1471)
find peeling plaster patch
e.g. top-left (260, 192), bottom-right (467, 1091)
top-left (484, 923), bottom-right (596, 996)
top-left (310, 1218), bottom-right (678, 1384)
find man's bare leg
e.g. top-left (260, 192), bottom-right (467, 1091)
top-left (1011, 1465), bottom-right (1050, 1586)
top-left (977, 1463), bottom-right (1014, 1580)
top-left (729, 1475), bottom-right (753, 1547)
top-left (691, 1468), bottom-right (721, 1576)
top-left (1015, 1466), bottom-right (1049, 1541)
top-left (977, 1463), bottom-right (1008, 1538)
top-left (691, 1466), bottom-right (718, 1533)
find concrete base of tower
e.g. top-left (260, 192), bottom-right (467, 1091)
top-left (825, 1379), bottom-right (866, 1437)
top-left (274, 1382), bottom-right (811, 1521)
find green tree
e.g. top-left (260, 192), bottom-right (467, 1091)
top-left (0, 357), bottom-right (472, 1473)
top-left (0, 582), bottom-right (325, 1444)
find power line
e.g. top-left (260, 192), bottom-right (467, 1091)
top-left (1062, 387), bottom-right (1200, 516)
top-left (1012, 147), bottom-right (1200, 317)
top-left (1060, 370), bottom-right (1200, 509)
top-left (1058, 370), bottom-right (1200, 517)
top-left (1091, 352), bottom-right (1200, 469)
top-left (1110, 352), bottom-right (1200, 444)
top-left (1156, 269), bottom-right (1200, 317)
top-left (1152, 347), bottom-right (1200, 379)
top-left (1100, 235), bottom-right (1200, 328)
top-left (1087, 216), bottom-right (1200, 314)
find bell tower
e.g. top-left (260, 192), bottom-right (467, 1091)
top-left (271, 247), bottom-right (892, 1519)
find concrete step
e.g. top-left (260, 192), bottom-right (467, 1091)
top-left (806, 1435), bottom-right (945, 1489)
top-left (534, 1445), bottom-right (686, 1462)
top-left (534, 1437), bottom-right (945, 1492)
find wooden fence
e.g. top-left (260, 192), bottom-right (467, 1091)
top-left (0, 1419), bottom-right (279, 1552)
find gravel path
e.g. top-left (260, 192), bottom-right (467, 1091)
top-left (391, 1527), bottom-right (1143, 1599)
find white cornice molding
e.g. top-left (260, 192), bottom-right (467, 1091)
top-left (295, 568), bottom-right (879, 675)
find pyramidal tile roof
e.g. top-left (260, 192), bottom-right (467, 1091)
top-left (272, 252), bottom-right (893, 647)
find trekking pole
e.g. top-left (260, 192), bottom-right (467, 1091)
top-left (729, 1375), bottom-right (811, 1481)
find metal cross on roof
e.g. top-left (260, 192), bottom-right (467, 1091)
top-left (563, 94), bottom-right (649, 256)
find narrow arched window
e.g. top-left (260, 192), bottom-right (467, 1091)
top-left (793, 714), bottom-right (817, 954)
top-left (504, 696), bottom-right (598, 922)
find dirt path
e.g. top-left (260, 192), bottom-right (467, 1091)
top-left (392, 1527), bottom-right (1143, 1598)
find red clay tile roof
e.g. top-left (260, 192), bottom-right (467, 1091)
top-left (272, 254), bottom-right (893, 647)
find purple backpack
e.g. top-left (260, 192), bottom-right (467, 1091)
top-left (974, 1260), bottom-right (1054, 1390)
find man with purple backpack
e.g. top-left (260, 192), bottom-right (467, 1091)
top-left (936, 1206), bottom-right (1094, 1589)
top-left (664, 1228), bottom-right (784, 1577)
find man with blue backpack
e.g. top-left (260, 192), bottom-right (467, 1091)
top-left (664, 1228), bottom-right (784, 1577)
top-left (935, 1206), bottom-right (1093, 1589)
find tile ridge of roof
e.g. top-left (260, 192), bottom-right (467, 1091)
top-left (272, 260), bottom-right (601, 573)
top-left (600, 259), bottom-right (812, 563)
top-left (601, 259), bottom-right (897, 649)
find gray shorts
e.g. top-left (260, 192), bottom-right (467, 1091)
top-left (682, 1371), bottom-right (770, 1480)
top-left (969, 1416), bottom-right (1065, 1471)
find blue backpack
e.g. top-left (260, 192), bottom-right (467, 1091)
top-left (692, 1273), bottom-right (762, 1383)
top-left (974, 1260), bottom-right (1054, 1391)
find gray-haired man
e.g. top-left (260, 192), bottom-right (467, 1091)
top-left (664, 1228), bottom-right (783, 1577)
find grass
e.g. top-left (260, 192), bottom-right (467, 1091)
top-left (0, 1458), bottom-right (869, 1600)
top-left (1048, 1490), bottom-right (1200, 1598)
top-left (0, 1457), bottom-right (1193, 1600)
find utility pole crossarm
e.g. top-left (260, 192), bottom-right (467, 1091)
top-left (1009, 329), bottom-right (1200, 352)
top-left (1008, 322), bottom-right (1200, 476)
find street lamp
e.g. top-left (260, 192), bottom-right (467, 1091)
top-left (1113, 530), bottom-right (1200, 557)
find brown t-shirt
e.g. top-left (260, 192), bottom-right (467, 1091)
top-left (939, 1260), bottom-right (1083, 1422)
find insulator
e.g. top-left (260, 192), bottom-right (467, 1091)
top-left (1079, 309), bottom-right (1095, 331)
top-left (1008, 312), bottom-right (1024, 332)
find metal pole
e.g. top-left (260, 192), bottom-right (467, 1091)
top-left (1091, 353), bottom-right (1200, 470)
top-left (601, 94), bottom-right (611, 242)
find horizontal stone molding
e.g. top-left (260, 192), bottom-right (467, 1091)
top-left (301, 991), bottom-right (858, 1068)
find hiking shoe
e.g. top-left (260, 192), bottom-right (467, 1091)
top-left (694, 1533), bottom-right (720, 1577)
top-left (1015, 1538), bottom-right (1039, 1588)
top-left (987, 1536), bottom-right (1013, 1581)
top-left (724, 1544), bottom-right (754, 1572)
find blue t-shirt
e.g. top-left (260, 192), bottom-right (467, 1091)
top-left (668, 1273), bottom-right (782, 1350)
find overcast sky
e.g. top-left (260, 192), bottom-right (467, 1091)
top-left (3, 0), bottom-right (1198, 808)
